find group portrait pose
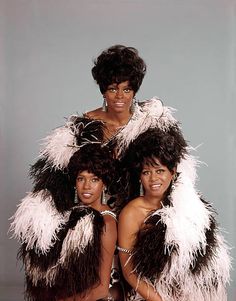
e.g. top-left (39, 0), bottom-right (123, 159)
top-left (10, 45), bottom-right (231, 301)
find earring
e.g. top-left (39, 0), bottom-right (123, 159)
top-left (171, 173), bottom-right (178, 191)
top-left (74, 187), bottom-right (78, 204)
top-left (102, 96), bottom-right (107, 112)
top-left (101, 188), bottom-right (107, 204)
top-left (139, 181), bottom-right (144, 196)
top-left (171, 181), bottom-right (175, 191)
top-left (130, 97), bottom-right (136, 113)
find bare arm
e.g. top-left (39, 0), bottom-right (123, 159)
top-left (118, 206), bottom-right (163, 301)
top-left (59, 215), bottom-right (117, 301)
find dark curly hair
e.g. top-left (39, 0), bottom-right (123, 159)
top-left (91, 45), bottom-right (146, 94)
top-left (68, 144), bottom-right (116, 195)
top-left (121, 126), bottom-right (188, 200)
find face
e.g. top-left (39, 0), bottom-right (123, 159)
top-left (140, 158), bottom-right (175, 201)
top-left (76, 170), bottom-right (104, 208)
top-left (103, 81), bottom-right (134, 114)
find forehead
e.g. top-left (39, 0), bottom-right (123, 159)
top-left (142, 158), bottom-right (163, 168)
top-left (77, 170), bottom-right (97, 177)
top-left (108, 80), bottom-right (130, 88)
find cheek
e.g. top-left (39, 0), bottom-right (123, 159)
top-left (94, 183), bottom-right (103, 194)
top-left (75, 182), bottom-right (81, 192)
top-left (104, 93), bottom-right (114, 102)
top-left (125, 93), bottom-right (134, 101)
top-left (164, 175), bottom-right (173, 187)
top-left (140, 176), bottom-right (148, 188)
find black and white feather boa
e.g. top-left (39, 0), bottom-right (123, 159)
top-left (10, 192), bottom-right (105, 301)
top-left (29, 117), bottom-right (105, 212)
top-left (116, 97), bottom-right (198, 185)
top-left (114, 98), bottom-right (230, 299)
top-left (130, 172), bottom-right (231, 301)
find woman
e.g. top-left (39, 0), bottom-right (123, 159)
top-left (85, 44), bottom-right (146, 141)
top-left (118, 127), bottom-right (231, 301)
top-left (24, 45), bottom-right (148, 211)
top-left (10, 126), bottom-right (124, 300)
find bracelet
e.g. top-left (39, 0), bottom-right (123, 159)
top-left (117, 246), bottom-right (132, 254)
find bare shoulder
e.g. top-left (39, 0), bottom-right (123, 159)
top-left (119, 198), bottom-right (143, 223)
top-left (85, 107), bottom-right (104, 120)
top-left (103, 214), bottom-right (117, 235)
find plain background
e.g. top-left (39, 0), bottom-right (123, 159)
top-left (0, 0), bottom-right (235, 300)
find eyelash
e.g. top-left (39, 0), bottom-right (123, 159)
top-left (108, 88), bottom-right (132, 93)
top-left (142, 169), bottom-right (164, 175)
top-left (76, 177), bottom-right (100, 182)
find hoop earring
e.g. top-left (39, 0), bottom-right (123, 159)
top-left (101, 188), bottom-right (107, 204)
top-left (102, 96), bottom-right (107, 112)
top-left (139, 181), bottom-right (144, 196)
top-left (74, 187), bottom-right (78, 204)
top-left (130, 97), bottom-right (136, 113)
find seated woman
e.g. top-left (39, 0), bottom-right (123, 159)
top-left (10, 140), bottom-right (124, 300)
top-left (118, 127), bottom-right (231, 301)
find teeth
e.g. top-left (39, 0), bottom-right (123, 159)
top-left (151, 184), bottom-right (161, 188)
top-left (83, 193), bottom-right (92, 197)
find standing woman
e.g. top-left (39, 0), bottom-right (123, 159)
top-left (85, 44), bottom-right (146, 141)
top-left (10, 140), bottom-right (123, 300)
top-left (118, 127), bottom-right (231, 301)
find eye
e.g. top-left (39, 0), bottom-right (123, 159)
top-left (91, 177), bottom-right (100, 182)
top-left (123, 88), bottom-right (132, 93)
top-left (142, 170), bottom-right (150, 175)
top-left (76, 176), bottom-right (84, 182)
top-left (156, 169), bottom-right (165, 174)
top-left (108, 87), bottom-right (117, 93)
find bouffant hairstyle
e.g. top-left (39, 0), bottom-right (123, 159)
top-left (68, 143), bottom-right (116, 194)
top-left (121, 126), bottom-right (188, 200)
top-left (91, 45), bottom-right (146, 94)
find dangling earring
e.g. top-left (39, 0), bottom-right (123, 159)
top-left (139, 181), bottom-right (144, 196)
top-left (102, 96), bottom-right (107, 112)
top-left (171, 173), bottom-right (178, 191)
top-left (171, 181), bottom-right (175, 191)
top-left (101, 188), bottom-right (107, 204)
top-left (74, 187), bottom-right (78, 204)
top-left (130, 96), bottom-right (136, 113)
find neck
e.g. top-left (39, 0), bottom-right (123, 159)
top-left (142, 194), bottom-right (162, 210)
top-left (106, 110), bottom-right (132, 127)
top-left (90, 202), bottom-right (109, 212)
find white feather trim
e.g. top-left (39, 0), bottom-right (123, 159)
top-left (40, 122), bottom-right (77, 170)
top-left (148, 175), bottom-right (231, 300)
top-left (115, 97), bottom-right (177, 156)
top-left (59, 212), bottom-right (94, 265)
top-left (177, 153), bottom-right (199, 185)
top-left (9, 191), bottom-right (70, 254)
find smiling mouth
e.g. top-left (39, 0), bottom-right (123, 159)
top-left (82, 193), bottom-right (92, 198)
top-left (114, 102), bottom-right (125, 105)
top-left (150, 184), bottom-right (161, 189)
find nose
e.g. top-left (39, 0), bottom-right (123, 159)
top-left (116, 89), bottom-right (123, 98)
top-left (83, 179), bottom-right (91, 189)
top-left (150, 172), bottom-right (158, 182)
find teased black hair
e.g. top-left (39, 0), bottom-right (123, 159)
top-left (92, 45), bottom-right (146, 94)
top-left (68, 143), bottom-right (117, 196)
top-left (120, 125), bottom-right (188, 201)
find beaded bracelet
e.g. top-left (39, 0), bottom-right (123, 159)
top-left (117, 246), bottom-right (132, 254)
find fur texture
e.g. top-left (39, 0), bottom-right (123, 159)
top-left (12, 202), bottom-right (104, 301)
top-left (131, 176), bottom-right (231, 301)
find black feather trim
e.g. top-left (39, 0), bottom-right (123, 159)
top-left (19, 206), bottom-right (105, 301)
top-left (190, 199), bottom-right (218, 276)
top-left (30, 158), bottom-right (74, 212)
top-left (131, 198), bottom-right (220, 287)
top-left (69, 116), bottom-right (105, 145)
top-left (132, 212), bottom-right (173, 281)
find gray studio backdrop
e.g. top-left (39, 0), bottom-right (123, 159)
top-left (1, 0), bottom-right (235, 300)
